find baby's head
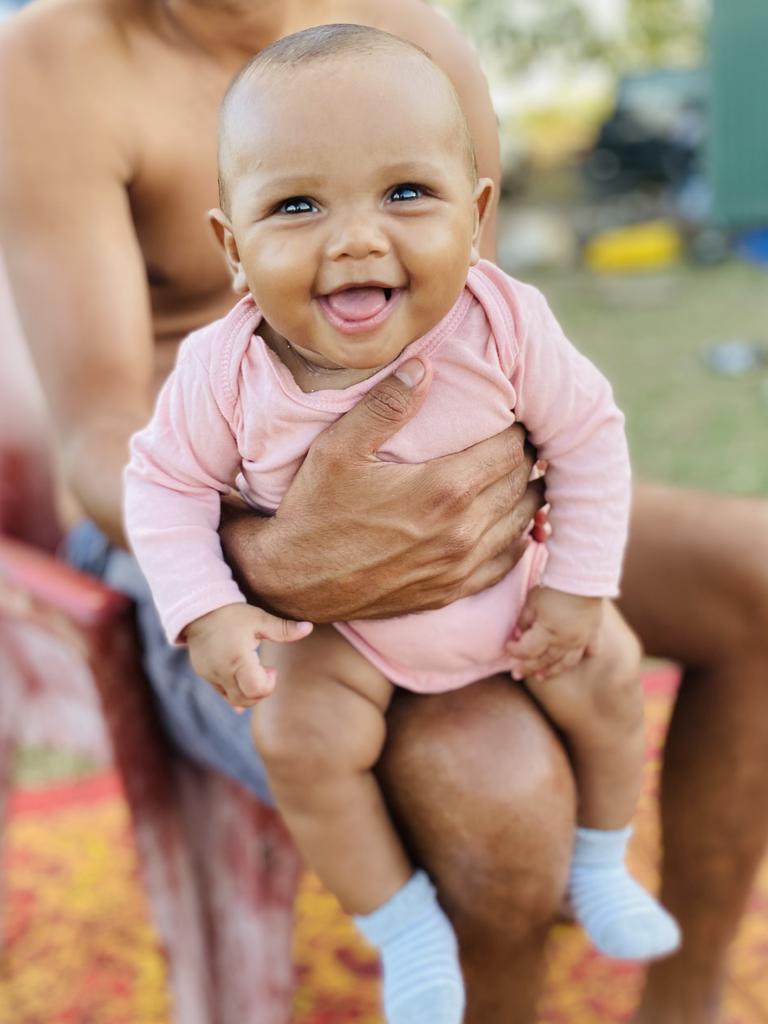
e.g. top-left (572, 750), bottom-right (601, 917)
top-left (211, 24), bottom-right (493, 374)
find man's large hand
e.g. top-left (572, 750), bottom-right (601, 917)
top-left (220, 357), bottom-right (545, 622)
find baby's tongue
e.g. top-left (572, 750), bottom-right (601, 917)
top-left (326, 287), bottom-right (387, 321)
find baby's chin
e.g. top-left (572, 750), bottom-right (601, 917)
top-left (307, 331), bottom-right (416, 373)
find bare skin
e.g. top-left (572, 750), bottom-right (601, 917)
top-left (618, 487), bottom-right (768, 1024)
top-left (1, 2), bottom-right (767, 1022)
top-left (0, 0), bottom-right (501, 549)
top-left (248, 604), bottom-right (642, 918)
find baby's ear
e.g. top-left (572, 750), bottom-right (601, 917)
top-left (208, 209), bottom-right (249, 294)
top-left (469, 178), bottom-right (495, 265)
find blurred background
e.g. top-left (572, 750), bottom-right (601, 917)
top-left (1, 1), bottom-right (768, 1022)
top-left (444, 0), bottom-right (768, 494)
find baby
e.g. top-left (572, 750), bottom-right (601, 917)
top-left (124, 24), bottom-right (680, 1024)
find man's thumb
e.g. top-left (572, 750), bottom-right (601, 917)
top-left (393, 358), bottom-right (426, 388)
top-left (338, 357), bottom-right (431, 456)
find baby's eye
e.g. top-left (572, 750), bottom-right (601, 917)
top-left (389, 184), bottom-right (424, 203)
top-left (276, 197), bottom-right (317, 215)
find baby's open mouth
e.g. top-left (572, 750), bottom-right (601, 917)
top-left (318, 285), bottom-right (402, 333)
top-left (324, 286), bottom-right (394, 321)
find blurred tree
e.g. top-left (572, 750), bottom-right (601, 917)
top-left (625, 0), bottom-right (706, 65)
top-left (449, 0), bottom-right (606, 71)
top-left (445, 0), bottom-right (705, 72)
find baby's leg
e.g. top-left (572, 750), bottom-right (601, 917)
top-left (524, 602), bottom-right (680, 960)
top-left (253, 624), bottom-right (464, 1023)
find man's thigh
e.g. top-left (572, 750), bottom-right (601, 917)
top-left (619, 482), bottom-right (768, 664)
top-left (379, 675), bottom-right (576, 895)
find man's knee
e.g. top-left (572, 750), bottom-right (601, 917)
top-left (728, 525), bottom-right (768, 654)
top-left (378, 678), bottom-right (576, 930)
top-left (626, 485), bottom-right (768, 661)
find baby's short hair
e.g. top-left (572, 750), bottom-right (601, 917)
top-left (217, 23), bottom-right (477, 210)
top-left (232, 21), bottom-right (424, 71)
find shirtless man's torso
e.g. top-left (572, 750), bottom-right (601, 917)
top-left (3, 0), bottom-right (500, 394)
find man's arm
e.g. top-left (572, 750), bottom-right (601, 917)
top-left (221, 360), bottom-right (544, 622)
top-left (0, 11), bottom-right (154, 546)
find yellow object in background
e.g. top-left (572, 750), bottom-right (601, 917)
top-left (584, 220), bottom-right (683, 272)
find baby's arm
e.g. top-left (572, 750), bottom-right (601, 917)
top-left (507, 587), bottom-right (602, 682)
top-left (185, 604), bottom-right (312, 708)
top-left (479, 266), bottom-right (633, 681)
top-left (486, 265), bottom-right (632, 603)
top-left (124, 337), bottom-right (246, 638)
top-left (125, 341), bottom-right (316, 705)
top-left (125, 334), bottom-right (271, 646)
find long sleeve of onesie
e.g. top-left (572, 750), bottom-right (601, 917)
top-left (481, 263), bottom-right (631, 597)
top-left (125, 268), bottom-right (631, 655)
top-left (123, 333), bottom-right (247, 643)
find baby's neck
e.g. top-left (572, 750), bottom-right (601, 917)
top-left (259, 320), bottom-right (390, 394)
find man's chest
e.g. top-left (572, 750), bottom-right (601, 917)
top-left (126, 60), bottom-right (235, 336)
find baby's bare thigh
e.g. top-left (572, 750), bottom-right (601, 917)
top-left (254, 625), bottom-right (394, 772)
top-left (525, 602), bottom-right (642, 729)
top-left (260, 623), bottom-right (393, 711)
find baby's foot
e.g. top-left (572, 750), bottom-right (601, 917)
top-left (569, 826), bottom-right (681, 961)
top-left (355, 870), bottom-right (465, 1024)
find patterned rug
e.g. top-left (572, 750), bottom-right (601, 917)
top-left (1, 668), bottom-right (767, 1024)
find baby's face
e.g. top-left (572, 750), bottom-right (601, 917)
top-left (215, 55), bottom-right (492, 373)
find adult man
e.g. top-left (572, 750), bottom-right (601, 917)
top-left (1, 2), bottom-right (767, 1021)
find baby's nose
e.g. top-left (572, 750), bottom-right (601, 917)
top-left (326, 214), bottom-right (390, 260)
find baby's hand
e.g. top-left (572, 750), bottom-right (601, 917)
top-left (184, 604), bottom-right (313, 708)
top-left (506, 587), bottom-right (602, 682)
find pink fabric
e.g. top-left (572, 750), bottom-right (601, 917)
top-left (124, 262), bottom-right (630, 692)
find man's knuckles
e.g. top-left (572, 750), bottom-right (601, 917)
top-left (505, 427), bottom-right (529, 469)
top-left (437, 520), bottom-right (482, 564)
top-left (423, 476), bottom-right (475, 519)
top-left (362, 379), bottom-right (412, 424)
top-left (519, 476), bottom-right (546, 513)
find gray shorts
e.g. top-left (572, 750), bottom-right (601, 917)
top-left (64, 520), bottom-right (274, 804)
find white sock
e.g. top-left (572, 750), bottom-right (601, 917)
top-left (355, 870), bottom-right (465, 1024)
top-left (569, 826), bottom-right (681, 961)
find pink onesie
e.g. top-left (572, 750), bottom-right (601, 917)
top-left (124, 261), bottom-right (631, 692)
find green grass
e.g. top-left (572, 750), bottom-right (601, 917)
top-left (13, 746), bottom-right (102, 786)
top-left (524, 260), bottom-right (768, 495)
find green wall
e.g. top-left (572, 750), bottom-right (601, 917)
top-left (710, 0), bottom-right (768, 225)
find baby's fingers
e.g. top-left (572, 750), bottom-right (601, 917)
top-left (209, 680), bottom-right (259, 713)
top-left (510, 651), bottom-right (558, 682)
top-left (233, 653), bottom-right (277, 700)
top-left (506, 621), bottom-right (552, 661)
top-left (530, 647), bottom-right (585, 682)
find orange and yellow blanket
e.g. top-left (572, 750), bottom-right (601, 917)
top-left (1, 668), bottom-right (766, 1023)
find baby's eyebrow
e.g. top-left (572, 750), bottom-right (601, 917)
top-left (378, 160), bottom-right (446, 180)
top-left (256, 173), bottom-right (326, 194)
